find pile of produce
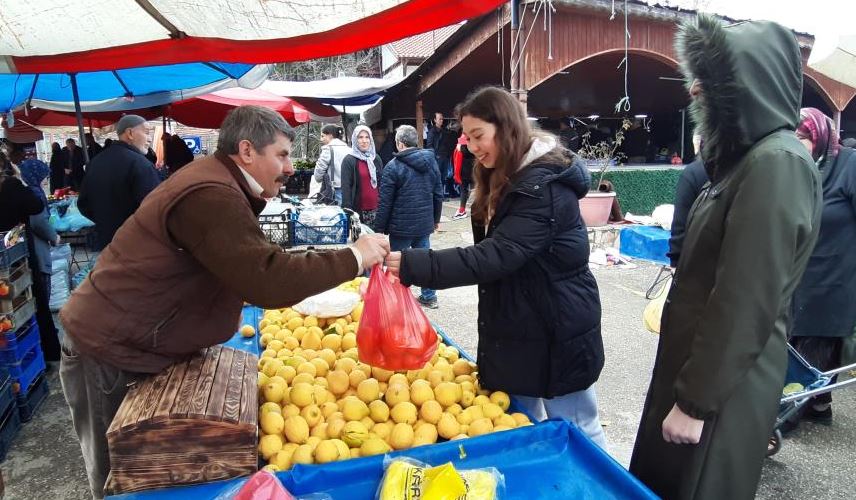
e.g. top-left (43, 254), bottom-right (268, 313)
top-left (250, 278), bottom-right (532, 472)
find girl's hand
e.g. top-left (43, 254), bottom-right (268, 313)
top-left (386, 252), bottom-right (402, 278)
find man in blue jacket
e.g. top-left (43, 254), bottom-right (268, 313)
top-left (78, 115), bottom-right (160, 250)
top-left (373, 125), bottom-right (444, 309)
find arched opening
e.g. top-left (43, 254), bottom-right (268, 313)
top-left (841, 94), bottom-right (856, 141)
top-left (527, 50), bottom-right (690, 164)
top-left (802, 76), bottom-right (836, 117)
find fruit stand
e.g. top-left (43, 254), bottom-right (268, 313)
top-left (106, 289), bottom-right (657, 499)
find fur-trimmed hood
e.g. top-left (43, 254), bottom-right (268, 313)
top-left (676, 15), bottom-right (803, 181)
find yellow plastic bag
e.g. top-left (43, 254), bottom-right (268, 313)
top-left (378, 458), bottom-right (501, 500)
top-left (643, 274), bottom-right (672, 334)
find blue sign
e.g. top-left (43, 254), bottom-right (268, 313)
top-left (183, 136), bottom-right (202, 155)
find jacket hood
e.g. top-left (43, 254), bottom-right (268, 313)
top-left (676, 15), bottom-right (802, 181)
top-left (515, 150), bottom-right (591, 199)
top-left (395, 147), bottom-right (435, 173)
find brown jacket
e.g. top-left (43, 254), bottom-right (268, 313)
top-left (61, 152), bottom-right (359, 373)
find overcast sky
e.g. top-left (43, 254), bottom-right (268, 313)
top-left (660, 0), bottom-right (855, 61)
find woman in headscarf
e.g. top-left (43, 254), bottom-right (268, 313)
top-left (48, 142), bottom-right (65, 192)
top-left (340, 125), bottom-right (384, 226)
top-left (786, 107), bottom-right (856, 428)
top-left (12, 149), bottom-right (62, 363)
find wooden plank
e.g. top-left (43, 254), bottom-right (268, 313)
top-left (107, 390), bottom-right (139, 437)
top-left (221, 350), bottom-right (246, 424)
top-left (205, 347), bottom-right (234, 420)
top-left (239, 354), bottom-right (259, 426)
top-left (119, 374), bottom-right (156, 431)
top-left (170, 348), bottom-right (208, 418)
top-left (135, 363), bottom-right (178, 425)
top-left (188, 345), bottom-right (223, 420)
top-left (151, 358), bottom-right (188, 424)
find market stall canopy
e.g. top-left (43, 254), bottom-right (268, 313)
top-left (0, 0), bottom-right (506, 74)
top-left (0, 63), bottom-right (268, 113)
top-left (261, 77), bottom-right (403, 106)
top-left (809, 35), bottom-right (856, 88)
top-left (0, 117), bottom-right (43, 142)
top-left (13, 108), bottom-right (160, 129)
top-left (167, 87), bottom-right (339, 128)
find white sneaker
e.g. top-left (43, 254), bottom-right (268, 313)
top-left (452, 210), bottom-right (468, 220)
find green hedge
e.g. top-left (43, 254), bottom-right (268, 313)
top-left (601, 168), bottom-right (682, 215)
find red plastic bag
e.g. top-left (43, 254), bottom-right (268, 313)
top-left (230, 471), bottom-right (295, 500)
top-left (357, 266), bottom-right (438, 370)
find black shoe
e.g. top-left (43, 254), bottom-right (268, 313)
top-left (803, 406), bottom-right (833, 425)
top-left (778, 417), bottom-right (800, 437)
top-left (417, 296), bottom-right (439, 309)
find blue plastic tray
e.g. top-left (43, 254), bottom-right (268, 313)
top-left (16, 373), bottom-right (48, 423)
top-left (0, 399), bottom-right (21, 461)
top-left (0, 319), bottom-right (40, 365)
top-left (0, 375), bottom-right (14, 420)
top-left (0, 238), bottom-right (28, 270)
top-left (108, 419), bottom-right (655, 500)
top-left (7, 344), bottom-right (46, 396)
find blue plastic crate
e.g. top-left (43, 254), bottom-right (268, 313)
top-left (0, 237), bottom-right (28, 270)
top-left (6, 344), bottom-right (45, 396)
top-left (0, 319), bottom-right (40, 365)
top-left (619, 225), bottom-right (671, 264)
top-left (0, 376), bottom-right (13, 419)
top-left (292, 210), bottom-right (349, 246)
top-left (0, 399), bottom-right (21, 461)
top-left (16, 373), bottom-right (48, 423)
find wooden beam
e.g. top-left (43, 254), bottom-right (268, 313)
top-left (416, 100), bottom-right (424, 148)
top-left (418, 5), bottom-right (509, 95)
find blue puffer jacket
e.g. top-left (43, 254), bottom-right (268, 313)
top-left (373, 148), bottom-right (444, 238)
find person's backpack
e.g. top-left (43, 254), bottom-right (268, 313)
top-left (312, 146), bottom-right (337, 205)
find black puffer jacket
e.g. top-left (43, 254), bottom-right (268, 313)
top-left (400, 150), bottom-right (604, 398)
top-left (373, 148), bottom-right (444, 238)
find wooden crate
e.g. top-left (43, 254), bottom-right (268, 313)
top-left (104, 345), bottom-right (258, 495)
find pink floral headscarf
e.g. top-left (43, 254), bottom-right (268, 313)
top-left (796, 107), bottom-right (840, 163)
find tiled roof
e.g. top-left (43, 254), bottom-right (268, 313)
top-left (387, 24), bottom-right (461, 59)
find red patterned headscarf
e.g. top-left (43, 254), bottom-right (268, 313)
top-left (796, 107), bottom-right (840, 163)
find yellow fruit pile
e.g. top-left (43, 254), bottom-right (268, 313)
top-left (336, 277), bottom-right (367, 294)
top-left (256, 291), bottom-right (532, 473)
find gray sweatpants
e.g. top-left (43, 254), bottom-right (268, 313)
top-left (514, 384), bottom-right (608, 450)
top-left (59, 335), bottom-right (139, 499)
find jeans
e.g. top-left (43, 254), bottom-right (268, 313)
top-left (514, 385), bottom-right (608, 450)
top-left (60, 335), bottom-right (140, 499)
top-left (389, 234), bottom-right (436, 301)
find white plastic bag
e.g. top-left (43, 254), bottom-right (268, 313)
top-left (293, 288), bottom-right (361, 318)
top-left (652, 204), bottom-right (675, 231)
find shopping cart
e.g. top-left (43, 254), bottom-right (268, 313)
top-left (767, 344), bottom-right (856, 456)
top-left (259, 205), bottom-right (362, 250)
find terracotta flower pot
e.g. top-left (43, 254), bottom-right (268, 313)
top-left (579, 192), bottom-right (616, 227)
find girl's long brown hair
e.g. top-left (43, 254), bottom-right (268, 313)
top-left (456, 86), bottom-right (564, 224)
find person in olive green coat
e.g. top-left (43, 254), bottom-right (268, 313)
top-left (629, 15), bottom-right (822, 500)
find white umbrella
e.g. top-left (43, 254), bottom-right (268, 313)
top-left (809, 35), bottom-right (856, 88)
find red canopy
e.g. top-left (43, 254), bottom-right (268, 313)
top-left (3, 0), bottom-right (504, 74)
top-left (169, 88), bottom-right (317, 128)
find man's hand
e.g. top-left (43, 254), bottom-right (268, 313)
top-left (386, 252), bottom-right (402, 278)
top-left (353, 234), bottom-right (390, 270)
top-left (662, 403), bottom-right (704, 444)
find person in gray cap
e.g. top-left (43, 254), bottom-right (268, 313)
top-left (78, 114), bottom-right (160, 249)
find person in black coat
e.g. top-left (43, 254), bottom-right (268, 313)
top-left (85, 133), bottom-right (103, 160)
top-left (788, 108), bottom-right (856, 427)
top-left (49, 142), bottom-right (66, 192)
top-left (453, 134), bottom-right (476, 219)
top-left (668, 134), bottom-right (709, 267)
top-left (373, 125), bottom-right (444, 308)
top-left (387, 87), bottom-right (607, 448)
top-left (0, 154), bottom-right (43, 231)
top-left (340, 125), bottom-right (384, 227)
top-left (426, 112), bottom-right (458, 198)
top-left (78, 115), bottom-right (160, 250)
top-left (61, 138), bottom-right (86, 191)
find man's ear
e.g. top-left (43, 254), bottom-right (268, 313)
top-left (237, 139), bottom-right (255, 165)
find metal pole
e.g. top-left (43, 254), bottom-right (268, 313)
top-left (69, 73), bottom-right (90, 165)
top-left (680, 108), bottom-right (686, 161)
top-left (304, 121), bottom-right (310, 159)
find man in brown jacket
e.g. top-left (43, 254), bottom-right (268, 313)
top-left (59, 105), bottom-right (389, 499)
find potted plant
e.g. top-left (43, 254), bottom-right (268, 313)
top-left (575, 118), bottom-right (630, 227)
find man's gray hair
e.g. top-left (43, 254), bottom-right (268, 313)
top-left (395, 125), bottom-right (419, 148)
top-left (217, 105), bottom-right (296, 155)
